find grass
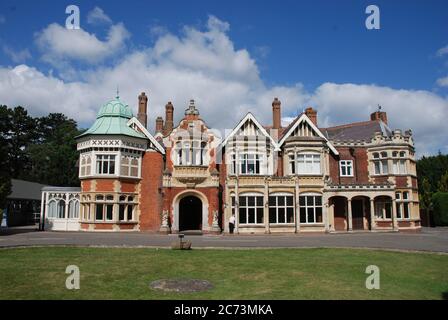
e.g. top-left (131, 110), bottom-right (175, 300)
top-left (0, 247), bottom-right (447, 300)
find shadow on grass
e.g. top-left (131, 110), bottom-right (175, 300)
top-left (443, 292), bottom-right (448, 300)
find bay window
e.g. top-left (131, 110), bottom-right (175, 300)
top-left (373, 152), bottom-right (388, 175)
top-left (375, 197), bottom-right (392, 219)
top-left (269, 194), bottom-right (294, 224)
top-left (176, 140), bottom-right (206, 165)
top-left (396, 191), bottom-right (411, 219)
top-left (289, 152), bottom-right (321, 175)
top-left (392, 151), bottom-right (407, 174)
top-left (229, 153), bottom-right (262, 175)
top-left (96, 154), bottom-right (116, 175)
top-left (299, 194), bottom-right (323, 224)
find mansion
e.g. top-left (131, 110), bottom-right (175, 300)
top-left (40, 92), bottom-right (421, 233)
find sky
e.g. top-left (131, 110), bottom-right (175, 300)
top-left (0, 0), bottom-right (447, 156)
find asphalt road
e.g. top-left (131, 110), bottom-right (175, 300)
top-left (1, 227), bottom-right (448, 253)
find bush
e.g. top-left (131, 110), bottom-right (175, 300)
top-left (432, 192), bottom-right (448, 226)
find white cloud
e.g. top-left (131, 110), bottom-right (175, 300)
top-left (35, 22), bottom-right (129, 64)
top-left (3, 46), bottom-right (31, 63)
top-left (436, 45), bottom-right (448, 57)
top-left (0, 15), bottom-right (447, 156)
top-left (436, 76), bottom-right (448, 87)
top-left (87, 7), bottom-right (112, 25)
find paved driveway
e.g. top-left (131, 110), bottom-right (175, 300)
top-left (1, 227), bottom-right (448, 253)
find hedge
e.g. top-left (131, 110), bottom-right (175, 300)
top-left (432, 192), bottom-right (448, 226)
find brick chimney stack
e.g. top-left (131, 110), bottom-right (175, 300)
top-left (137, 92), bottom-right (148, 128)
top-left (272, 97), bottom-right (281, 130)
top-left (163, 101), bottom-right (174, 135)
top-left (155, 116), bottom-right (164, 134)
top-left (305, 107), bottom-right (317, 126)
top-left (370, 110), bottom-right (388, 125)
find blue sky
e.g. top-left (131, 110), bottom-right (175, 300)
top-left (0, 0), bottom-right (447, 156)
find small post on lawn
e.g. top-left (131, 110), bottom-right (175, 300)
top-left (179, 233), bottom-right (184, 248)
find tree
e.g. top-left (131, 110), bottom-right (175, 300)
top-left (419, 177), bottom-right (433, 226)
top-left (28, 113), bottom-right (82, 186)
top-left (438, 171), bottom-right (448, 193)
top-left (0, 106), bottom-right (12, 221)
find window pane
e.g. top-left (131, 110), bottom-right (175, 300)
top-left (239, 208), bottom-right (246, 223)
top-left (286, 196), bottom-right (293, 206)
top-left (287, 207), bottom-right (294, 223)
top-left (119, 204), bottom-right (125, 221)
top-left (300, 208), bottom-right (306, 223)
top-left (269, 208), bottom-right (276, 223)
top-left (299, 196), bottom-right (305, 206)
top-left (256, 197), bottom-right (263, 207)
top-left (256, 208), bottom-right (263, 223)
top-left (307, 208), bottom-right (314, 223)
top-left (307, 196), bottom-right (313, 206)
top-left (404, 203), bottom-right (410, 219)
top-left (315, 196), bottom-right (322, 206)
top-left (248, 196), bottom-right (255, 206)
top-left (248, 208), bottom-right (255, 223)
top-left (278, 196), bottom-right (285, 206)
top-left (239, 196), bottom-right (246, 206)
top-left (278, 208), bottom-right (285, 223)
top-left (127, 205), bottom-right (133, 220)
top-left (269, 196), bottom-right (276, 206)
top-left (316, 207), bottom-right (322, 223)
top-left (106, 204), bottom-right (113, 220)
top-left (96, 204), bottom-right (103, 220)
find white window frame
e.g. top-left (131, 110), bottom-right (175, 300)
top-left (299, 194), bottom-right (323, 224)
top-left (269, 194), bottom-right (295, 224)
top-left (291, 152), bottom-right (321, 175)
top-left (396, 191), bottom-right (411, 220)
top-left (238, 194), bottom-right (264, 225)
top-left (373, 152), bottom-right (388, 175)
top-left (95, 154), bottom-right (117, 175)
top-left (340, 160), bottom-right (354, 177)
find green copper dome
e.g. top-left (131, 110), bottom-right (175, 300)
top-left (97, 98), bottom-right (134, 119)
top-left (77, 96), bottom-right (146, 139)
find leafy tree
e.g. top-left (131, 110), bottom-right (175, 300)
top-left (28, 113), bottom-right (82, 186)
top-left (438, 171), bottom-right (448, 193)
top-left (0, 105), bottom-right (12, 217)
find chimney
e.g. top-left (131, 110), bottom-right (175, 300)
top-left (155, 116), bottom-right (164, 134)
top-left (137, 92), bottom-right (148, 128)
top-left (305, 107), bottom-right (317, 126)
top-left (272, 97), bottom-right (281, 130)
top-left (370, 110), bottom-right (388, 125)
top-left (163, 101), bottom-right (174, 135)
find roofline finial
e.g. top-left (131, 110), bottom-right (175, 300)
top-left (116, 85), bottom-right (120, 99)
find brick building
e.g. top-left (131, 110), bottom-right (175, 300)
top-left (69, 92), bottom-right (420, 233)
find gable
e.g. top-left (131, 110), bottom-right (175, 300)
top-left (221, 112), bottom-right (280, 151)
top-left (278, 114), bottom-right (339, 155)
top-left (127, 117), bottom-right (166, 154)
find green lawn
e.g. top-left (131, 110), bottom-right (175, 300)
top-left (0, 247), bottom-right (447, 299)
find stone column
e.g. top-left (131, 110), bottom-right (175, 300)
top-left (295, 176), bottom-right (300, 233)
top-left (392, 199), bottom-right (399, 231)
top-left (370, 198), bottom-right (376, 231)
top-left (264, 178), bottom-right (270, 234)
top-left (39, 191), bottom-right (45, 231)
top-left (347, 198), bottom-right (353, 231)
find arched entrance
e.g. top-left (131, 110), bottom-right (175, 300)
top-left (179, 196), bottom-right (202, 231)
